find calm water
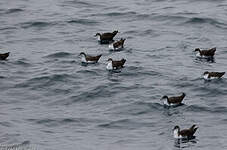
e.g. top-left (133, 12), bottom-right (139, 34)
top-left (0, 0), bottom-right (227, 149)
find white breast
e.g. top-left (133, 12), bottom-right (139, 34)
top-left (163, 99), bottom-right (169, 106)
top-left (109, 43), bottom-right (114, 50)
top-left (173, 129), bottom-right (182, 139)
top-left (106, 61), bottom-right (113, 70)
top-left (196, 52), bottom-right (202, 57)
top-left (203, 74), bottom-right (217, 80)
top-left (97, 36), bottom-right (101, 41)
top-left (81, 55), bottom-right (87, 63)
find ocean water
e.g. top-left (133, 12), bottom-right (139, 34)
top-left (0, 0), bottom-right (227, 149)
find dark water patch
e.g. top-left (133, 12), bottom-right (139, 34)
top-left (123, 66), bottom-right (161, 78)
top-left (0, 75), bottom-right (6, 79)
top-left (186, 105), bottom-right (227, 113)
top-left (65, 85), bottom-right (117, 104)
top-left (27, 118), bottom-right (78, 127)
top-left (184, 17), bottom-right (227, 27)
top-left (193, 85), bottom-right (227, 96)
top-left (44, 52), bottom-right (73, 58)
top-left (77, 69), bottom-right (101, 76)
top-left (20, 21), bottom-right (56, 29)
top-left (98, 119), bottom-right (152, 130)
top-left (15, 73), bottom-right (73, 89)
top-left (63, 0), bottom-right (103, 8)
top-left (105, 11), bottom-right (137, 17)
top-left (92, 11), bottom-right (137, 18)
top-left (5, 8), bottom-right (24, 14)
top-left (11, 59), bottom-right (32, 67)
top-left (151, 14), bottom-right (187, 22)
top-left (67, 19), bottom-right (99, 25)
top-left (0, 121), bottom-right (12, 127)
top-left (0, 26), bottom-right (18, 31)
top-left (27, 117), bottom-right (103, 127)
top-left (134, 101), bottom-right (163, 111)
top-left (111, 101), bottom-right (163, 116)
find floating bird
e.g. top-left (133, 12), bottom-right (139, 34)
top-left (0, 52), bottom-right (10, 60)
top-left (161, 93), bottom-right (186, 106)
top-left (95, 31), bottom-right (118, 44)
top-left (203, 71), bottom-right (225, 80)
top-left (79, 52), bottom-right (102, 64)
top-left (173, 125), bottom-right (198, 139)
top-left (109, 38), bottom-right (126, 50)
top-left (106, 58), bottom-right (126, 70)
top-left (194, 47), bottom-right (216, 58)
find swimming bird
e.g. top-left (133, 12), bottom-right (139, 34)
top-left (0, 52), bottom-right (10, 60)
top-left (161, 93), bottom-right (186, 106)
top-left (173, 125), bottom-right (198, 139)
top-left (194, 47), bottom-right (216, 58)
top-left (95, 31), bottom-right (118, 44)
top-left (109, 38), bottom-right (126, 50)
top-left (106, 58), bottom-right (126, 70)
top-left (79, 52), bottom-right (102, 63)
top-left (203, 71), bottom-right (225, 80)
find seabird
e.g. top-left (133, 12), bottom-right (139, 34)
top-left (79, 52), bottom-right (102, 63)
top-left (173, 125), bottom-right (198, 139)
top-left (106, 58), bottom-right (126, 70)
top-left (161, 93), bottom-right (186, 106)
top-left (95, 31), bottom-right (118, 44)
top-left (0, 52), bottom-right (10, 60)
top-left (194, 47), bottom-right (216, 58)
top-left (109, 38), bottom-right (126, 50)
top-left (203, 71), bottom-right (225, 80)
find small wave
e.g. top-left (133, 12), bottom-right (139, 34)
top-left (0, 75), bottom-right (6, 79)
top-left (77, 69), bottom-right (100, 76)
top-left (0, 121), bottom-right (12, 127)
top-left (98, 118), bottom-right (154, 130)
top-left (184, 17), bottom-right (227, 28)
top-left (186, 105), bottom-right (227, 113)
top-left (135, 101), bottom-right (163, 111)
top-left (5, 8), bottom-right (24, 14)
top-left (20, 21), bottom-right (56, 29)
top-left (68, 85), bottom-right (114, 103)
top-left (63, 0), bottom-right (103, 8)
top-left (44, 52), bottom-right (73, 58)
top-left (98, 119), bottom-right (130, 129)
top-left (92, 11), bottom-right (137, 18)
top-left (27, 117), bottom-right (102, 127)
top-left (0, 26), bottom-right (18, 31)
top-left (15, 73), bottom-right (73, 89)
top-left (28, 118), bottom-right (77, 127)
top-left (67, 19), bottom-right (99, 25)
top-left (11, 59), bottom-right (32, 67)
top-left (105, 11), bottom-right (136, 17)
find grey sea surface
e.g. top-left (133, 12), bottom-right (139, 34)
top-left (0, 0), bottom-right (227, 149)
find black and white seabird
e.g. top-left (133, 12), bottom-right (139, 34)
top-left (95, 31), bottom-right (118, 44)
top-left (109, 38), bottom-right (126, 50)
top-left (79, 52), bottom-right (102, 63)
top-left (203, 71), bottom-right (225, 80)
top-left (0, 52), bottom-right (10, 60)
top-left (194, 47), bottom-right (216, 58)
top-left (173, 125), bottom-right (198, 139)
top-left (106, 58), bottom-right (126, 70)
top-left (161, 93), bottom-right (186, 106)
